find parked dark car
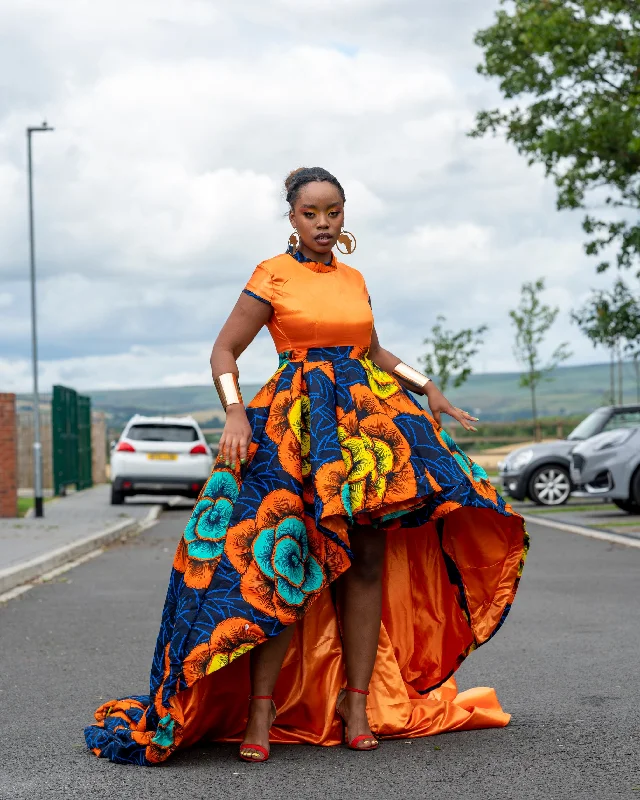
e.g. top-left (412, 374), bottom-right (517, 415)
top-left (498, 405), bottom-right (640, 506)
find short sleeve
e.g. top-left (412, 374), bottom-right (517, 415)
top-left (243, 264), bottom-right (273, 306)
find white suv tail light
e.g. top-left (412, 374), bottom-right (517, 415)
top-left (116, 441), bottom-right (135, 452)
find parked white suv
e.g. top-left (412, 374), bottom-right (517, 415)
top-left (110, 415), bottom-right (214, 504)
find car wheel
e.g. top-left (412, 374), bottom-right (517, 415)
top-left (528, 465), bottom-right (571, 506)
top-left (612, 498), bottom-right (640, 515)
top-left (111, 487), bottom-right (125, 505)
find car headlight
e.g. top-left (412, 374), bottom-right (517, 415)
top-left (592, 429), bottom-right (635, 451)
top-left (510, 449), bottom-right (534, 471)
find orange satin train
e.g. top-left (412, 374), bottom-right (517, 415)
top-left (178, 510), bottom-right (524, 748)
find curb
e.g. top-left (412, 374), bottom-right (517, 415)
top-left (523, 514), bottom-right (640, 549)
top-left (0, 505), bottom-right (164, 595)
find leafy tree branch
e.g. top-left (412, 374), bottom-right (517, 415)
top-left (510, 278), bottom-right (571, 437)
top-left (419, 316), bottom-right (488, 394)
top-left (471, 0), bottom-right (640, 274)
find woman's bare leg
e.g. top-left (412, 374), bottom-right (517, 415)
top-left (240, 625), bottom-right (295, 758)
top-left (338, 524), bottom-right (386, 748)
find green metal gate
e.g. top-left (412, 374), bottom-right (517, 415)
top-left (52, 385), bottom-right (93, 495)
top-left (77, 395), bottom-right (92, 491)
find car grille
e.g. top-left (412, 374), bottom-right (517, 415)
top-left (571, 453), bottom-right (585, 471)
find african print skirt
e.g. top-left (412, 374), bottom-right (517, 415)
top-left (84, 346), bottom-right (529, 765)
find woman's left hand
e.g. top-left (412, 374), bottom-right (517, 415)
top-left (424, 383), bottom-right (478, 431)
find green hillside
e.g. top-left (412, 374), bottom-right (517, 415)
top-left (442, 361), bottom-right (639, 420)
top-left (86, 383), bottom-right (263, 430)
top-left (19, 361), bottom-right (640, 431)
top-left (87, 361), bottom-right (639, 425)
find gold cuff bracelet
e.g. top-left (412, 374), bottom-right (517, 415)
top-left (392, 362), bottom-right (432, 394)
top-left (214, 373), bottom-right (243, 410)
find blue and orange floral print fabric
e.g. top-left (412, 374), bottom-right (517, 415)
top-left (85, 344), bottom-right (528, 765)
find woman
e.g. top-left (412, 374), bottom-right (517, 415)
top-left (85, 167), bottom-right (528, 765)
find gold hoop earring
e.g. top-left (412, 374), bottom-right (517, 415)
top-left (287, 231), bottom-right (299, 253)
top-left (336, 229), bottom-right (356, 255)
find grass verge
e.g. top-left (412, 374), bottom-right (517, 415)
top-left (17, 496), bottom-right (52, 517)
top-left (525, 504), bottom-right (618, 514)
top-left (601, 519), bottom-right (640, 528)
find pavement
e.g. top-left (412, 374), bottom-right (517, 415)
top-left (510, 497), bottom-right (640, 543)
top-left (0, 509), bottom-right (639, 799)
top-left (0, 486), bottom-right (170, 595)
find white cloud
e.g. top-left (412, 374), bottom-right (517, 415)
top-left (407, 222), bottom-right (493, 264)
top-left (0, 0), bottom-right (633, 395)
top-left (0, 331), bottom-right (282, 394)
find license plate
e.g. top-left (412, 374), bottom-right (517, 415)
top-left (147, 453), bottom-right (178, 460)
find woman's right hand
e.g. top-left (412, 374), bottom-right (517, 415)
top-left (218, 405), bottom-right (252, 469)
top-left (424, 382), bottom-right (478, 431)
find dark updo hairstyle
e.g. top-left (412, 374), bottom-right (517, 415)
top-left (285, 167), bottom-right (346, 208)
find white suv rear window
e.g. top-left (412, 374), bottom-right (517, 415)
top-left (126, 424), bottom-right (199, 443)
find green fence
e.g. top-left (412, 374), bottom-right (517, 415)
top-left (52, 385), bottom-right (93, 495)
top-left (77, 395), bottom-right (92, 491)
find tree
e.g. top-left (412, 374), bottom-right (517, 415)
top-left (419, 315), bottom-right (488, 394)
top-left (620, 284), bottom-right (640, 401)
top-left (471, 1), bottom-right (640, 275)
top-left (632, 348), bottom-right (640, 403)
top-left (571, 278), bottom-right (640, 403)
top-left (510, 279), bottom-right (572, 439)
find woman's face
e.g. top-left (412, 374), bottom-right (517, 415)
top-left (289, 181), bottom-right (344, 259)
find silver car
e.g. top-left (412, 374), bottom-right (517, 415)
top-left (499, 404), bottom-right (640, 506)
top-left (570, 427), bottom-right (640, 514)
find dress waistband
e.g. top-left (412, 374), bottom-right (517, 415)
top-left (278, 346), bottom-right (369, 365)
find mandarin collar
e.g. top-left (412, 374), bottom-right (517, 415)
top-left (288, 248), bottom-right (338, 273)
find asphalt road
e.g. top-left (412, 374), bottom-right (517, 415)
top-left (1, 509), bottom-right (638, 800)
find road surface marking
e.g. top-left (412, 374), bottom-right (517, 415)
top-left (524, 515), bottom-right (640, 549)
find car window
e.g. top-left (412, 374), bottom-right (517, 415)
top-left (126, 424), bottom-right (199, 442)
top-left (567, 409), bottom-right (610, 440)
top-left (602, 411), bottom-right (640, 432)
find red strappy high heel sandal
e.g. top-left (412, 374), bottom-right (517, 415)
top-left (336, 687), bottom-right (379, 751)
top-left (239, 695), bottom-right (277, 763)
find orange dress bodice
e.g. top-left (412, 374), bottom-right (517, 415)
top-left (244, 252), bottom-right (373, 355)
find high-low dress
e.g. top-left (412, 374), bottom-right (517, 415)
top-left (84, 250), bottom-right (529, 765)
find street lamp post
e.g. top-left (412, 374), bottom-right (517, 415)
top-left (27, 122), bottom-right (54, 518)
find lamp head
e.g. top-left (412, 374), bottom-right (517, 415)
top-left (27, 122), bottom-right (54, 133)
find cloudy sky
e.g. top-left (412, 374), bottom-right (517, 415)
top-left (0, 0), bottom-right (624, 393)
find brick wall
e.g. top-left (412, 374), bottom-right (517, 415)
top-left (0, 393), bottom-right (17, 517)
top-left (91, 411), bottom-right (108, 484)
top-left (16, 407), bottom-right (107, 489)
top-left (17, 407), bottom-right (52, 490)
